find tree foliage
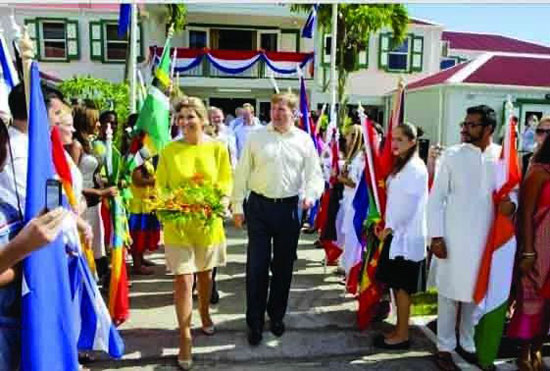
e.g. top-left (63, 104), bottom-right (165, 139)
top-left (291, 4), bottom-right (409, 125)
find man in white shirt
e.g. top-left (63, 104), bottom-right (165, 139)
top-left (229, 106), bottom-right (244, 131)
top-left (428, 105), bottom-right (516, 370)
top-left (234, 103), bottom-right (261, 160)
top-left (232, 92), bottom-right (324, 346)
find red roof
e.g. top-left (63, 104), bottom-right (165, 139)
top-left (442, 31), bottom-right (550, 54)
top-left (407, 61), bottom-right (471, 90)
top-left (464, 56), bottom-right (550, 87)
top-left (405, 54), bottom-right (550, 92)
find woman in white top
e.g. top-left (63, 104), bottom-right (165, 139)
top-left (374, 122), bottom-right (428, 350)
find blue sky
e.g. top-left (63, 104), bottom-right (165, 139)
top-left (407, 4), bottom-right (550, 46)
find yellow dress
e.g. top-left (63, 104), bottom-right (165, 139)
top-left (156, 138), bottom-right (233, 274)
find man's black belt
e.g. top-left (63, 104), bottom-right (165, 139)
top-left (250, 191), bottom-right (299, 204)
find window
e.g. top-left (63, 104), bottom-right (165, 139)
top-left (25, 18), bottom-right (79, 61)
top-left (379, 33), bottom-right (423, 73)
top-left (260, 33), bottom-right (278, 52)
top-left (89, 20), bottom-right (142, 63)
top-left (323, 33), bottom-right (368, 68)
top-left (440, 58), bottom-right (457, 70)
top-left (190, 30), bottom-right (207, 49)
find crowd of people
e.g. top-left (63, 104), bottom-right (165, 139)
top-left (1, 76), bottom-right (550, 371)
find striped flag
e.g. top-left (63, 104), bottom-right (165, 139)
top-left (301, 4), bottom-right (319, 39)
top-left (356, 118), bottom-right (384, 330)
top-left (299, 75), bottom-right (321, 153)
top-left (472, 114), bottom-right (521, 368)
top-left (0, 32), bottom-right (18, 114)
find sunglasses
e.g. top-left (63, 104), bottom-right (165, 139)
top-left (536, 128), bottom-right (550, 135)
top-left (460, 121), bottom-right (485, 129)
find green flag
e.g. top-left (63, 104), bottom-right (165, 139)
top-left (134, 35), bottom-right (172, 155)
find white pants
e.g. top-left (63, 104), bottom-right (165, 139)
top-left (437, 294), bottom-right (476, 353)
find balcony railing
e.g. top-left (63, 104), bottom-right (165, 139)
top-left (151, 47), bottom-right (314, 80)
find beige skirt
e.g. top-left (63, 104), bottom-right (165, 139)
top-left (165, 243), bottom-right (226, 275)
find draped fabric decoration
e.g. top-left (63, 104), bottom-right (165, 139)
top-left (150, 47), bottom-right (314, 76)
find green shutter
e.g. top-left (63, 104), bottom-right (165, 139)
top-left (410, 35), bottom-right (424, 72)
top-left (379, 33), bottom-right (390, 70)
top-left (89, 21), bottom-right (103, 61)
top-left (24, 19), bottom-right (40, 60)
top-left (136, 23), bottom-right (144, 62)
top-left (66, 20), bottom-right (80, 60)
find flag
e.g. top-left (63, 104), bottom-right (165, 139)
top-left (51, 127), bottom-right (77, 208)
top-left (301, 4), bottom-right (318, 39)
top-left (134, 36), bottom-right (172, 156)
top-left (378, 82), bottom-right (405, 206)
top-left (118, 4), bottom-right (131, 38)
top-left (472, 115), bottom-right (521, 367)
top-left (299, 75), bottom-right (321, 154)
top-left (356, 118), bottom-right (384, 330)
top-left (21, 61), bottom-right (79, 371)
top-left (0, 32), bottom-right (18, 114)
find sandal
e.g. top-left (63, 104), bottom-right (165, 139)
top-left (435, 351), bottom-right (460, 371)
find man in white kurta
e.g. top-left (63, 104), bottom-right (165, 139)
top-left (428, 105), bottom-right (516, 366)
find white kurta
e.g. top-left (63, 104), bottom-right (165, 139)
top-left (427, 143), bottom-right (501, 302)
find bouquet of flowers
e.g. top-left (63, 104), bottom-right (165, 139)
top-left (146, 174), bottom-right (225, 228)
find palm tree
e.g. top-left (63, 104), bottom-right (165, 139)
top-left (291, 4), bottom-right (409, 126)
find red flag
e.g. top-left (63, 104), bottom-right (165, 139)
top-left (50, 126), bottom-right (77, 208)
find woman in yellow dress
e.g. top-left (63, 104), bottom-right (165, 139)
top-left (156, 97), bottom-right (232, 370)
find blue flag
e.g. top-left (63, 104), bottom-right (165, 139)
top-left (118, 4), bottom-right (131, 38)
top-left (21, 62), bottom-right (79, 370)
top-left (301, 4), bottom-right (318, 39)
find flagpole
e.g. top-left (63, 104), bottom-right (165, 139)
top-left (129, 2), bottom-right (138, 113)
top-left (329, 3), bottom-right (338, 124)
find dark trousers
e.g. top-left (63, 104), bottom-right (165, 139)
top-left (246, 192), bottom-right (301, 330)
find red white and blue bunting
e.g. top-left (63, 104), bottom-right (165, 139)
top-left (150, 47), bottom-right (314, 76)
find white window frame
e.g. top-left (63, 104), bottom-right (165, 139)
top-left (187, 27), bottom-right (210, 49)
top-left (103, 21), bottom-right (128, 62)
top-left (323, 34), bottom-right (332, 65)
top-left (257, 30), bottom-right (280, 52)
top-left (39, 20), bottom-right (67, 61)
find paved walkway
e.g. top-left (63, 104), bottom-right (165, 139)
top-left (90, 225), bottom-right (440, 370)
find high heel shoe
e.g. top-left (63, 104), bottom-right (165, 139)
top-left (177, 358), bottom-right (193, 370)
top-left (201, 324), bottom-right (215, 336)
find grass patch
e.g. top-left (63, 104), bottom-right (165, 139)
top-left (411, 289), bottom-right (437, 316)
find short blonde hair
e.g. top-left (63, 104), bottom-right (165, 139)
top-left (271, 92), bottom-right (298, 111)
top-left (175, 96), bottom-right (209, 126)
top-left (539, 115), bottom-right (550, 127)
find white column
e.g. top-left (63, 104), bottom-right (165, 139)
top-left (329, 3), bottom-right (338, 122)
top-left (129, 2), bottom-right (138, 113)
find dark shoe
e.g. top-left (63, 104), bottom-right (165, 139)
top-left (373, 334), bottom-right (410, 350)
top-left (210, 289), bottom-right (220, 304)
top-left (456, 345), bottom-right (478, 364)
top-left (247, 327), bottom-right (262, 346)
top-left (434, 351), bottom-right (460, 371)
top-left (270, 321), bottom-right (285, 337)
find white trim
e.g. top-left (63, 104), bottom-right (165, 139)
top-left (409, 16), bottom-right (443, 27)
top-left (447, 52), bottom-right (493, 83)
top-left (187, 26), bottom-right (209, 49)
top-left (450, 49), bottom-right (550, 59)
top-left (257, 29), bottom-right (280, 52)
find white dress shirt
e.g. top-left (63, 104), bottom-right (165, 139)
top-left (0, 127), bottom-right (28, 215)
top-left (385, 155), bottom-right (428, 262)
top-left (231, 123), bottom-right (325, 215)
top-left (234, 119), bottom-right (262, 160)
top-left (214, 130), bottom-right (237, 169)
